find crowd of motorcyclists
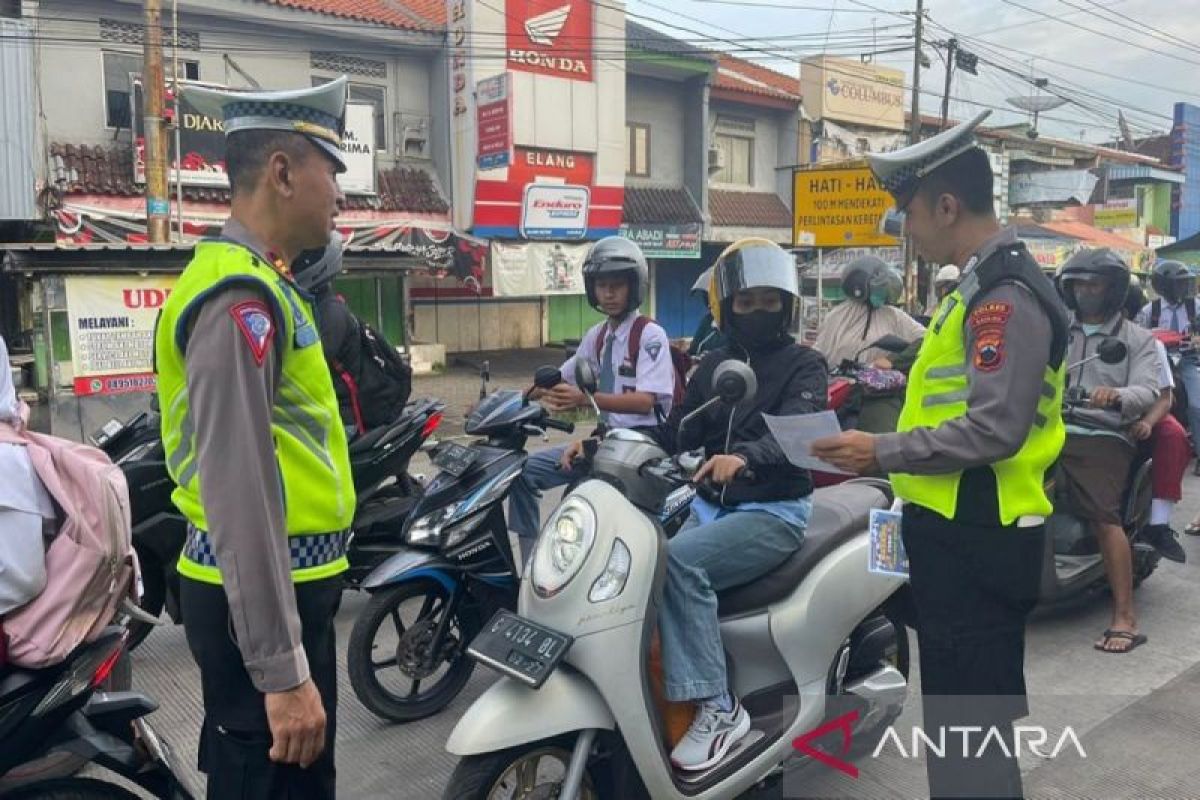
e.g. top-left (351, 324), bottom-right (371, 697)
top-left (4, 89), bottom-right (1200, 799)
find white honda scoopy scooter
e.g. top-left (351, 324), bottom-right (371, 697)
top-left (443, 360), bottom-right (910, 799)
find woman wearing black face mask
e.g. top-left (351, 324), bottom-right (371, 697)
top-left (653, 239), bottom-right (829, 772)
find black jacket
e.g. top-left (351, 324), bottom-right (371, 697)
top-left (314, 287), bottom-right (361, 429)
top-left (661, 337), bottom-right (828, 505)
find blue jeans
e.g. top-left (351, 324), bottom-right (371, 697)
top-left (1179, 355), bottom-right (1200, 457)
top-left (658, 508), bottom-right (807, 702)
top-left (508, 445), bottom-right (587, 563)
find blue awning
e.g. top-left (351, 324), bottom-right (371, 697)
top-left (1106, 165), bottom-right (1185, 185)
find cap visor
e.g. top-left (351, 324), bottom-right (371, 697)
top-left (308, 135), bottom-right (348, 173)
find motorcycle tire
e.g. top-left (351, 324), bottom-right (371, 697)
top-left (443, 737), bottom-right (613, 800)
top-left (1, 777), bottom-right (142, 799)
top-left (348, 578), bottom-right (480, 723)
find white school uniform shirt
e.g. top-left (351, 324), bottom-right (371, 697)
top-left (0, 335), bottom-right (54, 518)
top-left (560, 314), bottom-right (676, 429)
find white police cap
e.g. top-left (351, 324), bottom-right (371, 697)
top-left (868, 110), bottom-right (992, 203)
top-left (183, 76), bottom-right (349, 172)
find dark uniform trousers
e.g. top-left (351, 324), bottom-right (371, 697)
top-left (181, 575), bottom-right (342, 800)
top-left (902, 502), bottom-right (1045, 800)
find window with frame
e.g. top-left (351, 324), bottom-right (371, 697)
top-left (626, 123), bottom-right (650, 177)
top-left (713, 133), bottom-right (753, 186)
top-left (313, 77), bottom-right (387, 152)
top-left (103, 52), bottom-right (199, 129)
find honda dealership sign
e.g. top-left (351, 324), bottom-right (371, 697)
top-left (506, 0), bottom-right (593, 80)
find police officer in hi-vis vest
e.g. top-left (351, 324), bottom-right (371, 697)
top-left (154, 78), bottom-right (354, 798)
top-left (813, 111), bottom-right (1069, 799)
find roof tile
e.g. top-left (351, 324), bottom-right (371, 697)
top-left (714, 54), bottom-right (800, 103)
top-left (709, 189), bottom-right (792, 229)
top-left (622, 187), bottom-right (702, 225)
top-left (260, 0), bottom-right (444, 30)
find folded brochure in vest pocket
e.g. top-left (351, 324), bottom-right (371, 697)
top-left (869, 501), bottom-right (908, 577)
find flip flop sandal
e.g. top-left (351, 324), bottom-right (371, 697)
top-left (1186, 522), bottom-right (1200, 536)
top-left (1094, 629), bottom-right (1148, 654)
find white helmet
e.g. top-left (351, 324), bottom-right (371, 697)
top-left (935, 264), bottom-right (960, 284)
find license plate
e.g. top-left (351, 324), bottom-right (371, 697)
top-left (433, 442), bottom-right (477, 477)
top-left (467, 610), bottom-right (573, 688)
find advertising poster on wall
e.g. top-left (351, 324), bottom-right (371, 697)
top-left (65, 275), bottom-right (177, 396)
top-left (491, 240), bottom-right (590, 296)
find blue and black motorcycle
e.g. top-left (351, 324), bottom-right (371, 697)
top-left (347, 364), bottom-right (576, 723)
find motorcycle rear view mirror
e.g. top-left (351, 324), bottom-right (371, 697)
top-left (713, 360), bottom-right (757, 406)
top-left (573, 361), bottom-right (603, 418)
top-left (533, 365), bottom-right (563, 390)
top-left (1098, 338), bottom-right (1127, 364)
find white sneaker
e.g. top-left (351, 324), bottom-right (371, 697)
top-left (670, 697), bottom-right (751, 772)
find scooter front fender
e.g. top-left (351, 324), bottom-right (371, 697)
top-left (360, 547), bottom-right (459, 593)
top-left (446, 668), bottom-right (614, 756)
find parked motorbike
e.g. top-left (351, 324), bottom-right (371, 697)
top-left (92, 397), bottom-right (445, 649)
top-left (1039, 337), bottom-right (1159, 607)
top-left (442, 360), bottom-right (909, 800)
top-left (347, 364), bottom-right (575, 723)
top-left (0, 626), bottom-right (195, 799)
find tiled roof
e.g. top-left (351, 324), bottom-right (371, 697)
top-left (48, 143), bottom-right (448, 214)
top-left (260, 0), bottom-right (444, 30)
top-left (1036, 220), bottom-right (1148, 252)
top-left (709, 189), bottom-right (792, 229)
top-left (714, 54), bottom-right (800, 103)
top-left (622, 186), bottom-right (702, 225)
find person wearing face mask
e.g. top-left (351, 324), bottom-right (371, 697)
top-left (647, 238), bottom-right (827, 771)
top-left (1057, 249), bottom-right (1164, 654)
top-left (813, 255), bottom-right (925, 368)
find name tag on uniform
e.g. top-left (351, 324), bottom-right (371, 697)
top-left (294, 324), bottom-right (319, 348)
top-left (868, 508), bottom-right (909, 578)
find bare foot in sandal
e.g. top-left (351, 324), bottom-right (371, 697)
top-left (1094, 623), bottom-right (1147, 654)
top-left (1185, 518), bottom-right (1200, 537)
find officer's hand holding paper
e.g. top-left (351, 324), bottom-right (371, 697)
top-left (762, 410), bottom-right (855, 475)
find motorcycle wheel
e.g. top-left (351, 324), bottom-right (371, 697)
top-left (443, 738), bottom-right (607, 800)
top-left (1, 777), bottom-right (142, 799)
top-left (125, 553), bottom-right (167, 651)
top-left (347, 578), bottom-right (480, 723)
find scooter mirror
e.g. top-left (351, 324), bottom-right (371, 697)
top-left (532, 365), bottom-right (563, 390)
top-left (868, 334), bottom-right (910, 354)
top-left (1098, 338), bottom-right (1128, 364)
top-left (712, 360), bottom-right (757, 405)
top-left (574, 361), bottom-right (600, 394)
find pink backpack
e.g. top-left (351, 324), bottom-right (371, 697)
top-left (0, 420), bottom-right (139, 668)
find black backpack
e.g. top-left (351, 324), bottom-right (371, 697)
top-left (331, 320), bottom-right (413, 434)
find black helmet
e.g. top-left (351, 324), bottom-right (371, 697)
top-left (840, 256), bottom-right (896, 309)
top-left (1151, 260), bottom-right (1196, 304)
top-left (583, 236), bottom-right (648, 316)
top-left (292, 231), bottom-right (344, 293)
top-left (709, 238), bottom-right (799, 331)
top-left (1058, 248), bottom-right (1130, 315)
top-left (1124, 277), bottom-right (1147, 321)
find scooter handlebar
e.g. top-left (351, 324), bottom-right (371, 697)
top-left (543, 418), bottom-right (575, 434)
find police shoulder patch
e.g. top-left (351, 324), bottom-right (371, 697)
top-left (230, 300), bottom-right (274, 366)
top-left (968, 301), bottom-right (1011, 373)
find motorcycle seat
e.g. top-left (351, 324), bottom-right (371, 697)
top-left (718, 482), bottom-right (889, 618)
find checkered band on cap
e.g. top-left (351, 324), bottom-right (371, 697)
top-left (184, 525), bottom-right (349, 571)
top-left (223, 100), bottom-right (342, 142)
top-left (881, 163), bottom-right (922, 196)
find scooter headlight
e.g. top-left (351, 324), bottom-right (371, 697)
top-left (588, 538), bottom-right (631, 603)
top-left (532, 496), bottom-right (597, 598)
top-left (406, 504), bottom-right (459, 546)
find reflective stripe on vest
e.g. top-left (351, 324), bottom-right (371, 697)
top-left (155, 240), bottom-right (355, 585)
top-left (890, 288), bottom-right (1065, 525)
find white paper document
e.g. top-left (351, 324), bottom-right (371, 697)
top-left (762, 411), bottom-right (853, 475)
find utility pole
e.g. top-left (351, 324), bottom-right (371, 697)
top-left (143, 0), bottom-right (170, 243)
top-left (904, 0), bottom-right (925, 313)
top-left (940, 38), bottom-right (957, 131)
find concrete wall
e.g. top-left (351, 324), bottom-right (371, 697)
top-left (35, 0), bottom-right (439, 174)
top-left (626, 74), bottom-right (685, 186)
top-left (684, 76), bottom-right (710, 219)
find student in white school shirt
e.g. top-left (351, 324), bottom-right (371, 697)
top-left (509, 237), bottom-right (676, 564)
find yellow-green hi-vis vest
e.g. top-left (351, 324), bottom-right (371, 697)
top-left (155, 240), bottom-right (355, 585)
top-left (890, 288), bottom-right (1065, 525)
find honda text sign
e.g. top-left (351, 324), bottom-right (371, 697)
top-left (520, 184), bottom-right (590, 239)
top-left (506, 0), bottom-right (593, 80)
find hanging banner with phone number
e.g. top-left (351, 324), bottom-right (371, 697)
top-left (65, 275), bottom-right (177, 396)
